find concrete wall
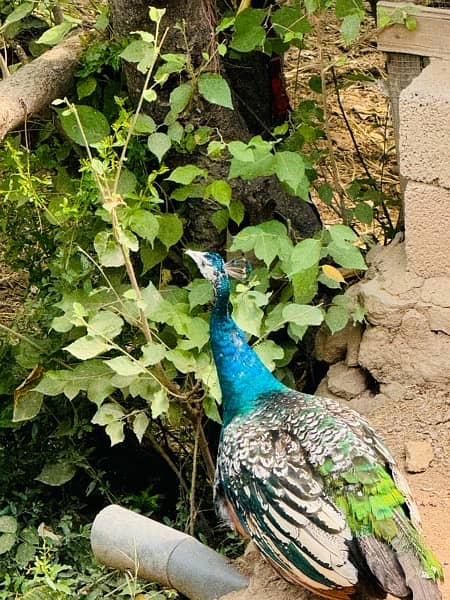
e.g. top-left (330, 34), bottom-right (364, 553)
top-left (399, 59), bottom-right (450, 277)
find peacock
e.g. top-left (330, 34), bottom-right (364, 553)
top-left (186, 250), bottom-right (443, 600)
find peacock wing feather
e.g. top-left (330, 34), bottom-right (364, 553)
top-left (217, 404), bottom-right (360, 597)
top-left (216, 390), bottom-right (442, 599)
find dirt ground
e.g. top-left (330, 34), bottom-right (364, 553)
top-left (224, 386), bottom-right (450, 600)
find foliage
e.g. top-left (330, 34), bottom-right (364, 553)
top-left (0, 0), bottom-right (399, 594)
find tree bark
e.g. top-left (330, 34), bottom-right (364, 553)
top-left (0, 31), bottom-right (85, 141)
top-left (108, 0), bottom-right (322, 247)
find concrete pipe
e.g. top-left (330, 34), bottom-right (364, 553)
top-left (91, 504), bottom-right (249, 600)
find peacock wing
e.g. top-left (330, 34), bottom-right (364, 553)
top-left (217, 425), bottom-right (360, 597)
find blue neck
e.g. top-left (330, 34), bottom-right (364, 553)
top-left (210, 274), bottom-right (284, 427)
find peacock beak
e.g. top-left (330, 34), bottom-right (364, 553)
top-left (185, 249), bottom-right (206, 267)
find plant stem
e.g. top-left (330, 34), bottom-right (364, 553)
top-left (315, 15), bottom-right (348, 223)
top-left (187, 416), bottom-right (200, 535)
top-left (185, 403), bottom-right (216, 482)
top-left (146, 431), bottom-right (190, 494)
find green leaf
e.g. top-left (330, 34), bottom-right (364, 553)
top-left (167, 165), bottom-right (207, 185)
top-left (87, 311), bottom-right (123, 339)
top-left (203, 396), bottom-right (221, 423)
top-left (335, 0), bottom-right (362, 17)
top-left (211, 208), bottom-right (229, 232)
top-left (166, 348), bottom-right (197, 373)
top-left (92, 402), bottom-right (124, 426)
top-left (59, 105), bottom-right (110, 147)
top-left (189, 280), bottom-right (213, 309)
top-left (318, 182), bottom-right (334, 205)
top-left (271, 7), bottom-right (311, 39)
top-left (117, 169), bottom-right (137, 196)
top-left (65, 336), bottom-right (111, 360)
top-left (327, 242), bottom-right (367, 270)
top-left (231, 24), bottom-right (266, 52)
top-left (1, 2), bottom-right (33, 28)
top-left (206, 180), bottom-right (232, 206)
top-left (118, 229), bottom-right (139, 252)
top-left (325, 305), bottom-right (349, 334)
top-left (180, 317), bottom-right (209, 350)
top-left (287, 238), bottom-right (321, 273)
top-left (13, 390), bottom-right (43, 422)
top-left (318, 271), bottom-right (342, 290)
top-left (133, 113), bottom-right (157, 134)
top-left (121, 39), bottom-right (147, 62)
top-left (282, 304), bottom-right (323, 327)
top-left (0, 534), bottom-right (16, 555)
top-left (36, 22), bottom-right (75, 46)
top-left (36, 362), bottom-right (115, 406)
top-left (36, 461), bottom-right (77, 486)
top-left (230, 220), bottom-right (288, 266)
top-left (77, 76), bottom-right (97, 100)
top-left (229, 199), bottom-right (245, 225)
top-left (129, 209), bottom-right (160, 244)
top-left (94, 231), bottom-right (125, 267)
top-left (169, 82), bottom-right (193, 115)
top-left (354, 201), bottom-right (373, 224)
top-left (198, 73), bottom-right (233, 109)
top-left (105, 356), bottom-right (145, 376)
top-left (291, 265), bottom-right (319, 304)
top-left (156, 213), bottom-right (183, 248)
top-left (151, 389), bottom-right (169, 418)
top-left (167, 121), bottom-right (184, 143)
top-left (0, 516), bottom-right (18, 534)
top-left (274, 151), bottom-right (309, 199)
top-left (171, 183), bottom-right (206, 201)
top-left (140, 240), bottom-right (168, 273)
top-left (254, 340), bottom-right (284, 371)
top-left (15, 542), bottom-right (36, 566)
top-left (141, 342), bottom-right (167, 366)
top-left (340, 13), bottom-right (362, 43)
top-left (148, 132), bottom-right (171, 163)
top-left (149, 6), bottom-right (166, 22)
top-left (231, 292), bottom-right (265, 337)
top-left (143, 88), bottom-right (157, 103)
top-left (132, 412), bottom-right (149, 443)
top-left (129, 376), bottom-right (160, 401)
top-left (122, 40), bottom-right (155, 74)
top-left (230, 8), bottom-right (266, 52)
top-left (264, 303), bottom-right (286, 333)
top-left (328, 224), bottom-right (358, 244)
top-left (106, 421), bottom-right (125, 446)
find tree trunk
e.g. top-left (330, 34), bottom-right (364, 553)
top-left (108, 0), bottom-right (322, 248)
top-left (0, 31), bottom-right (85, 141)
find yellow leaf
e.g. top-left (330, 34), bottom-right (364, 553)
top-left (321, 264), bottom-right (345, 283)
top-left (237, 0), bottom-right (252, 14)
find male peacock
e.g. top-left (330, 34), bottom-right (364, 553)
top-left (186, 250), bottom-right (443, 600)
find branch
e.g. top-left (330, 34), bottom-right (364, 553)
top-left (0, 31), bottom-right (86, 141)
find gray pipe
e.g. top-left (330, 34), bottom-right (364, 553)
top-left (91, 505), bottom-right (249, 600)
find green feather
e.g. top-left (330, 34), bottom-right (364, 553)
top-left (323, 458), bottom-right (442, 582)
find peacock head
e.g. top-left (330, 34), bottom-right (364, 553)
top-left (186, 250), bottom-right (251, 289)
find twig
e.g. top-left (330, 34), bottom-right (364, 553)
top-left (52, 4), bottom-right (65, 25)
top-left (315, 15), bottom-right (348, 223)
top-left (184, 403), bottom-right (216, 482)
top-left (330, 66), bottom-right (374, 182)
top-left (187, 416), bottom-right (201, 535)
top-left (0, 51), bottom-right (9, 79)
top-left (330, 67), bottom-right (394, 236)
top-left (146, 431), bottom-right (190, 494)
